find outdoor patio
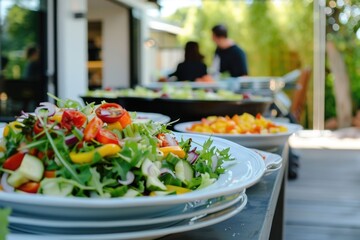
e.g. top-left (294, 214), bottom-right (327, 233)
top-left (285, 132), bottom-right (360, 239)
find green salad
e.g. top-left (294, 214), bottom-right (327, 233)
top-left (86, 84), bottom-right (244, 101)
top-left (0, 97), bottom-right (233, 198)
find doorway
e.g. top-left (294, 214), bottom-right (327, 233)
top-left (0, 0), bottom-right (54, 121)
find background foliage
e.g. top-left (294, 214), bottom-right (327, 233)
top-left (1, 3), bottom-right (39, 79)
top-left (165, 0), bottom-right (360, 128)
top-left (166, 0), bottom-right (314, 126)
top-left (325, 0), bottom-right (360, 117)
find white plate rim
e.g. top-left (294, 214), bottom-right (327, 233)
top-left (9, 191), bottom-right (245, 228)
top-left (0, 133), bottom-right (265, 209)
top-left (8, 194), bottom-right (248, 240)
top-left (251, 149), bottom-right (282, 170)
top-left (133, 112), bottom-right (171, 124)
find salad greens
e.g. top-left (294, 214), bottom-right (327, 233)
top-left (0, 208), bottom-right (10, 240)
top-left (86, 84), bottom-right (244, 101)
top-left (0, 98), bottom-right (233, 198)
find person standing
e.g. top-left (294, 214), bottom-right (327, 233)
top-left (211, 24), bottom-right (248, 78)
top-left (168, 41), bottom-right (207, 82)
top-left (23, 46), bottom-right (41, 80)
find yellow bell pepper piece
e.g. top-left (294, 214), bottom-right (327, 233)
top-left (3, 122), bottom-right (24, 137)
top-left (159, 146), bottom-right (186, 159)
top-left (49, 114), bottom-right (62, 123)
top-left (106, 121), bottom-right (123, 131)
top-left (165, 185), bottom-right (191, 194)
top-left (69, 144), bottom-right (121, 164)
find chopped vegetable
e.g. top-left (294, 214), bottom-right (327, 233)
top-left (95, 103), bottom-right (125, 123)
top-left (2, 152), bottom-right (25, 170)
top-left (188, 113), bottom-right (288, 134)
top-left (159, 146), bottom-right (186, 158)
top-left (83, 117), bottom-right (103, 141)
top-left (69, 144), bottom-right (121, 164)
top-left (0, 97), bottom-right (233, 198)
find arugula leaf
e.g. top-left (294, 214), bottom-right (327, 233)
top-left (38, 117), bottom-right (81, 183)
top-left (104, 185), bottom-right (128, 197)
top-left (112, 159), bottom-right (132, 181)
top-left (48, 93), bottom-right (82, 109)
top-left (179, 137), bottom-right (192, 154)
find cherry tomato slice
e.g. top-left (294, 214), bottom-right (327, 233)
top-left (17, 182), bottom-right (40, 194)
top-left (119, 110), bottom-right (132, 128)
top-left (44, 170), bottom-right (56, 178)
top-left (95, 103), bottom-right (124, 123)
top-left (96, 129), bottom-right (119, 145)
top-left (83, 117), bottom-right (103, 141)
top-left (33, 119), bottom-right (44, 135)
top-left (3, 152), bottom-right (25, 170)
top-left (61, 109), bottom-right (87, 130)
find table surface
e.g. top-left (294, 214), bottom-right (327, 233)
top-left (160, 146), bottom-right (288, 240)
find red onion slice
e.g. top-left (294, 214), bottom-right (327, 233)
top-left (100, 109), bottom-right (111, 116)
top-left (160, 168), bottom-right (176, 178)
top-left (164, 134), bottom-right (178, 146)
top-left (65, 134), bottom-right (79, 146)
top-left (187, 148), bottom-right (199, 165)
top-left (1, 173), bottom-right (14, 193)
top-left (118, 171), bottom-right (135, 185)
top-left (35, 102), bottom-right (56, 117)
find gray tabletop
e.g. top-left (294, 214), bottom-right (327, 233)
top-left (160, 146), bottom-right (288, 240)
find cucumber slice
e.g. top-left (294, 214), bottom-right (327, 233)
top-left (18, 154), bottom-right (44, 182)
top-left (7, 171), bottom-right (29, 188)
top-left (175, 160), bottom-right (194, 184)
top-left (41, 179), bottom-right (73, 196)
top-left (141, 158), bottom-right (160, 177)
top-left (146, 176), bottom-right (167, 191)
top-left (123, 189), bottom-right (141, 198)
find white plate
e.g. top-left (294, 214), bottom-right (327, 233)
top-left (251, 149), bottom-right (282, 170)
top-left (253, 149), bottom-right (282, 176)
top-left (9, 191), bottom-right (245, 234)
top-left (0, 133), bottom-right (265, 220)
top-left (8, 194), bottom-right (247, 240)
top-left (133, 112), bottom-right (171, 124)
top-left (174, 121), bottom-right (302, 150)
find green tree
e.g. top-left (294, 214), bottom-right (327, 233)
top-left (325, 0), bottom-right (360, 124)
top-left (1, 3), bottom-right (39, 79)
top-left (2, 4), bottom-right (39, 52)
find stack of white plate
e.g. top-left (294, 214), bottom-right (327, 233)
top-left (1, 133), bottom-right (275, 240)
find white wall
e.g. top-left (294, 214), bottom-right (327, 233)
top-left (57, 0), bottom-right (87, 101)
top-left (88, 0), bottom-right (130, 88)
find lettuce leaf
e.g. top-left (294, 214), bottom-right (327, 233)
top-left (0, 208), bottom-right (11, 240)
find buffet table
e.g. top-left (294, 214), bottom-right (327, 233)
top-left (160, 145), bottom-right (288, 240)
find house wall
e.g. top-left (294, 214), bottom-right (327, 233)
top-left (57, 0), bottom-right (88, 101)
top-left (87, 0), bottom-right (130, 88)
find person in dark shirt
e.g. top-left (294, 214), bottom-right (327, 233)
top-left (23, 46), bottom-right (41, 80)
top-left (169, 41), bottom-right (207, 81)
top-left (211, 24), bottom-right (248, 77)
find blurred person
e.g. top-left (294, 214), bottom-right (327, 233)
top-left (168, 41), bottom-right (208, 82)
top-left (211, 24), bottom-right (248, 78)
top-left (23, 46), bottom-right (41, 80)
top-left (0, 56), bottom-right (9, 80)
